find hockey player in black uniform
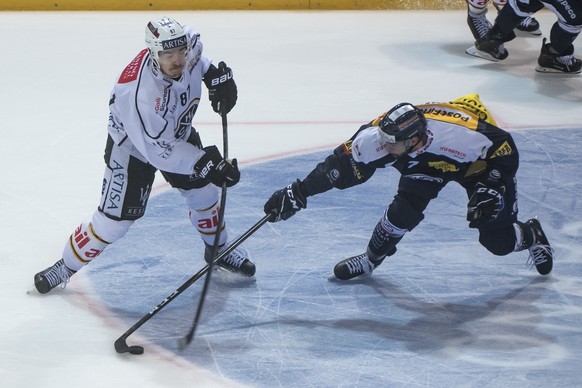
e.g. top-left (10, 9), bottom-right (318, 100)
top-left (263, 94), bottom-right (553, 280)
top-left (466, 0), bottom-right (541, 41)
top-left (468, 0), bottom-right (582, 74)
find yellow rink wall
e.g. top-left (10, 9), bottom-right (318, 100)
top-left (1, 1), bottom-right (465, 11)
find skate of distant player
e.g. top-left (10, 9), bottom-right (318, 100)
top-left (466, 0), bottom-right (582, 74)
top-left (465, 0), bottom-right (541, 41)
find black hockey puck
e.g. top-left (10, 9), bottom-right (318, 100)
top-left (129, 345), bottom-right (144, 355)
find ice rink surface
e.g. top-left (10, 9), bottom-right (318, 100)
top-left (1, 9), bottom-right (581, 388)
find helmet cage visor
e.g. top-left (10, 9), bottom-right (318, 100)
top-left (378, 103), bottom-right (426, 144)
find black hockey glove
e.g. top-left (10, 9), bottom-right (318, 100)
top-left (194, 145), bottom-right (240, 187)
top-left (203, 61), bottom-right (237, 114)
top-left (467, 182), bottom-right (506, 228)
top-left (264, 180), bottom-right (307, 222)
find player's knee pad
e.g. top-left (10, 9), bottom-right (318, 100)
top-left (191, 199), bottom-right (229, 247)
top-left (180, 185), bottom-right (227, 245)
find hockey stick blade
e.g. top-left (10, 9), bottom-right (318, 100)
top-left (465, 45), bottom-right (503, 62)
top-left (112, 263), bottom-right (212, 355)
top-left (114, 337), bottom-right (144, 355)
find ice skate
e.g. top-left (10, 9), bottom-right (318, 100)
top-left (468, 33), bottom-right (508, 62)
top-left (536, 38), bottom-right (581, 74)
top-left (515, 16), bottom-right (541, 36)
top-left (34, 259), bottom-right (77, 294)
top-left (334, 252), bottom-right (384, 281)
top-left (467, 11), bottom-right (493, 40)
top-left (465, 45), bottom-right (508, 62)
top-left (524, 218), bottom-right (554, 275)
top-left (205, 243), bottom-right (256, 277)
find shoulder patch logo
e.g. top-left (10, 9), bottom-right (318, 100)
top-left (118, 49), bottom-right (148, 84)
top-left (490, 140), bottom-right (513, 158)
top-left (341, 140), bottom-right (353, 155)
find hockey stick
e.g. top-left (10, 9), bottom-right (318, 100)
top-left (178, 102), bottom-right (229, 349)
top-left (114, 212), bottom-right (272, 355)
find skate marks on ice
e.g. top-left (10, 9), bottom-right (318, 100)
top-left (86, 129), bottom-right (582, 387)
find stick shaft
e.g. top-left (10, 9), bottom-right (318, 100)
top-left (184, 106), bottom-right (230, 345)
top-left (114, 213), bottom-right (271, 349)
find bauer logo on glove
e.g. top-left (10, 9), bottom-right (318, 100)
top-left (194, 145), bottom-right (240, 187)
top-left (203, 61), bottom-right (237, 114)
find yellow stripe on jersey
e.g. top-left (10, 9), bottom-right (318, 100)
top-left (449, 93), bottom-right (497, 126)
top-left (417, 102), bottom-right (481, 130)
top-left (371, 94), bottom-right (496, 131)
top-left (371, 113), bottom-right (385, 127)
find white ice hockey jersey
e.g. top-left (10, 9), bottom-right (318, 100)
top-left (107, 28), bottom-right (212, 175)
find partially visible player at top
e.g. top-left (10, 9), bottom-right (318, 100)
top-left (468, 0), bottom-right (582, 74)
top-left (466, 0), bottom-right (541, 41)
top-left (34, 16), bottom-right (255, 294)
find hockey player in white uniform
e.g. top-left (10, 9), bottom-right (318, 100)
top-left (263, 94), bottom-right (554, 281)
top-left (34, 17), bottom-right (255, 294)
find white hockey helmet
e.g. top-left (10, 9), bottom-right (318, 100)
top-left (145, 17), bottom-right (189, 66)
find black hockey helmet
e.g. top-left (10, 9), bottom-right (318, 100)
top-left (378, 103), bottom-right (427, 143)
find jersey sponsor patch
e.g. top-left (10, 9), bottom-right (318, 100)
top-left (490, 140), bottom-right (513, 158)
top-left (118, 49), bottom-right (148, 84)
top-left (428, 160), bottom-right (459, 173)
top-left (418, 103), bottom-right (479, 130)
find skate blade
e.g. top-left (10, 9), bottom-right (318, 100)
top-left (535, 65), bottom-right (582, 75)
top-left (465, 46), bottom-right (501, 62)
top-left (515, 28), bottom-right (542, 36)
top-left (211, 267), bottom-right (256, 285)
